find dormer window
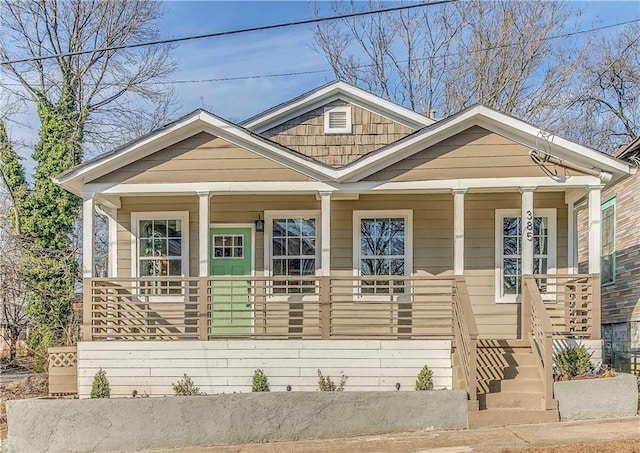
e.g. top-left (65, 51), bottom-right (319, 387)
top-left (324, 106), bottom-right (352, 134)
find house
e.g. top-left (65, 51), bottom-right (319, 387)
top-left (577, 137), bottom-right (640, 374)
top-left (54, 81), bottom-right (634, 426)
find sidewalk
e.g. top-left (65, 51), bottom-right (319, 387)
top-left (162, 416), bottom-right (640, 453)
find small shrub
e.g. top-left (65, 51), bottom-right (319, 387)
top-left (172, 373), bottom-right (205, 396)
top-left (415, 365), bottom-right (434, 390)
top-left (252, 369), bottom-right (270, 392)
top-left (317, 369), bottom-right (347, 391)
top-left (90, 369), bottom-right (111, 398)
top-left (553, 345), bottom-right (593, 379)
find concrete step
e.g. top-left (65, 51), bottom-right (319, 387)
top-left (484, 391), bottom-right (544, 410)
top-left (478, 352), bottom-right (538, 368)
top-left (478, 365), bottom-right (541, 380)
top-left (468, 408), bottom-right (559, 428)
top-left (488, 378), bottom-right (544, 393)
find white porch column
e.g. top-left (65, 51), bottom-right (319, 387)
top-left (453, 189), bottom-right (466, 276)
top-left (588, 185), bottom-right (603, 274)
top-left (107, 207), bottom-right (118, 278)
top-left (319, 191), bottom-right (332, 276)
top-left (198, 192), bottom-right (211, 277)
top-left (520, 187), bottom-right (535, 275)
top-left (82, 195), bottom-right (95, 278)
top-left (567, 200), bottom-right (576, 274)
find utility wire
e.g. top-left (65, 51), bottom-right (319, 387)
top-left (0, 0), bottom-right (456, 66)
top-left (137, 18), bottom-right (640, 86)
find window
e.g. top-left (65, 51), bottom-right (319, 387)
top-left (131, 212), bottom-right (189, 293)
top-left (213, 235), bottom-right (244, 258)
top-left (354, 211), bottom-right (413, 294)
top-left (324, 106), bottom-right (352, 134)
top-left (266, 213), bottom-right (318, 294)
top-left (495, 209), bottom-right (556, 302)
top-left (601, 197), bottom-right (616, 285)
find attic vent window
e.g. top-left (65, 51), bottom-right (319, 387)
top-left (324, 106), bottom-right (352, 134)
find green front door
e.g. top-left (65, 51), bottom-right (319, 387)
top-left (210, 227), bottom-right (253, 334)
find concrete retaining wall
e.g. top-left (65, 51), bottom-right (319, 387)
top-left (554, 373), bottom-right (638, 421)
top-left (6, 390), bottom-right (468, 453)
top-left (77, 339), bottom-right (452, 398)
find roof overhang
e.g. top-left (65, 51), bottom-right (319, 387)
top-left (241, 80), bottom-right (435, 132)
top-left (55, 102), bottom-right (635, 197)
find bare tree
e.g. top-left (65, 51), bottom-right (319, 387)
top-left (0, 196), bottom-right (30, 364)
top-left (565, 22), bottom-right (640, 152)
top-left (313, 0), bottom-right (583, 122)
top-left (0, 0), bottom-right (178, 153)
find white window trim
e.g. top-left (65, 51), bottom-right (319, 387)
top-left (324, 106), bottom-right (352, 134)
top-left (353, 210), bottom-right (413, 301)
top-left (130, 211), bottom-right (190, 278)
top-left (263, 210), bottom-right (321, 301)
top-left (494, 208), bottom-right (556, 303)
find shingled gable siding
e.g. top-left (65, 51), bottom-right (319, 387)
top-left (263, 100), bottom-right (414, 168)
top-left (364, 126), bottom-right (583, 181)
top-left (90, 132), bottom-right (313, 185)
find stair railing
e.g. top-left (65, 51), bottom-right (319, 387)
top-left (522, 275), bottom-right (555, 409)
top-left (452, 276), bottom-right (479, 410)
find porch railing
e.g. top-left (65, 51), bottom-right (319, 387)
top-left (83, 275), bottom-right (455, 341)
top-left (452, 276), bottom-right (479, 410)
top-left (522, 275), bottom-right (555, 409)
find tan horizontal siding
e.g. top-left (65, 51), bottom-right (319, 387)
top-left (91, 132), bottom-right (312, 184)
top-left (114, 192), bottom-right (569, 339)
top-left (364, 126), bottom-right (582, 181)
top-left (264, 100), bottom-right (414, 167)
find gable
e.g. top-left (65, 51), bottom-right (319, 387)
top-left (90, 132), bottom-right (313, 184)
top-left (263, 100), bottom-right (414, 168)
top-left (363, 126), bottom-right (586, 181)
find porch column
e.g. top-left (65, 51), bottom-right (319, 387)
top-left (82, 195), bottom-right (95, 278)
top-left (520, 187), bottom-right (535, 276)
top-left (588, 185), bottom-right (603, 274)
top-left (319, 191), bottom-right (332, 276)
top-left (107, 207), bottom-right (118, 278)
top-left (198, 192), bottom-right (211, 277)
top-left (452, 189), bottom-right (466, 276)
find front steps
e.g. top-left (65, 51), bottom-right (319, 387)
top-left (468, 339), bottom-right (559, 428)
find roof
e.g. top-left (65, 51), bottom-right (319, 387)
top-left (54, 85), bottom-right (636, 195)
top-left (614, 136), bottom-right (640, 161)
top-left (242, 80), bottom-right (435, 132)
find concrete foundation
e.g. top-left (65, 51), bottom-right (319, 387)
top-left (553, 373), bottom-right (638, 421)
top-left (6, 390), bottom-right (467, 453)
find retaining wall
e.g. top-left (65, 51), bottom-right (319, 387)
top-left (6, 390), bottom-right (468, 452)
top-left (554, 373), bottom-right (638, 421)
top-left (77, 339), bottom-right (452, 398)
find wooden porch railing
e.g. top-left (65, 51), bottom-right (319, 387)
top-left (84, 275), bottom-right (456, 341)
top-left (522, 275), bottom-right (556, 409)
top-left (452, 276), bottom-right (479, 410)
top-left (533, 274), bottom-right (600, 339)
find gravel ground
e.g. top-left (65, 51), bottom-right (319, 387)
top-left (501, 439), bottom-right (640, 452)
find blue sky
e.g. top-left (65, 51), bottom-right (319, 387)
top-left (3, 0), bottom-right (640, 169)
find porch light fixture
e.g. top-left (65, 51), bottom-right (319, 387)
top-left (255, 214), bottom-right (265, 232)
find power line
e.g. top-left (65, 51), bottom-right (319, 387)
top-left (0, 0), bottom-right (456, 66)
top-left (135, 18), bottom-right (640, 86)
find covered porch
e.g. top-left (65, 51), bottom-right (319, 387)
top-left (80, 178), bottom-right (605, 343)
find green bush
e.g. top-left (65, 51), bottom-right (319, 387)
top-left (172, 373), bottom-right (205, 396)
top-left (553, 345), bottom-right (593, 379)
top-left (317, 369), bottom-right (347, 391)
top-left (415, 365), bottom-right (434, 390)
top-left (252, 369), bottom-right (270, 392)
top-left (28, 326), bottom-right (55, 373)
top-left (90, 369), bottom-right (111, 398)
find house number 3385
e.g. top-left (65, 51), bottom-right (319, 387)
top-left (525, 210), bottom-right (533, 241)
